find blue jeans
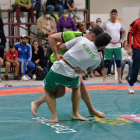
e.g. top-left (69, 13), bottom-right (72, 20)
top-left (46, 4), bottom-right (62, 17)
top-left (33, 1), bottom-right (41, 19)
top-left (121, 60), bottom-right (132, 76)
top-left (100, 58), bottom-right (104, 71)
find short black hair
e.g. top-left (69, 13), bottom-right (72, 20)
top-left (9, 44), bottom-right (15, 49)
top-left (95, 33), bottom-right (112, 47)
top-left (90, 26), bottom-right (103, 36)
top-left (111, 9), bottom-right (117, 13)
top-left (44, 9), bottom-right (51, 15)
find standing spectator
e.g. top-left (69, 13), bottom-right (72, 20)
top-left (65, 0), bottom-right (80, 20)
top-left (0, 17), bottom-right (5, 82)
top-left (15, 35), bottom-right (35, 81)
top-left (3, 45), bottom-right (20, 80)
top-left (96, 18), bottom-right (102, 27)
top-left (89, 21), bottom-right (96, 31)
top-left (57, 9), bottom-right (77, 32)
top-left (121, 40), bottom-right (132, 80)
top-left (15, 0), bottom-right (34, 23)
top-left (78, 22), bottom-right (89, 34)
top-left (31, 40), bottom-right (47, 79)
top-left (31, 0), bottom-right (41, 20)
top-left (0, 57), bottom-right (3, 82)
top-left (46, 0), bottom-right (62, 17)
top-left (102, 9), bottom-right (126, 83)
top-left (37, 9), bottom-right (57, 45)
top-left (127, 19), bottom-right (140, 93)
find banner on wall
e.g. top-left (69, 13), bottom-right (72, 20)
top-left (75, 0), bottom-right (85, 10)
top-left (0, 0), bottom-right (11, 9)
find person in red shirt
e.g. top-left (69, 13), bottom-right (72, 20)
top-left (127, 19), bottom-right (140, 94)
top-left (4, 44), bottom-right (20, 80)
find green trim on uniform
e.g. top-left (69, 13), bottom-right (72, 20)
top-left (44, 69), bottom-right (80, 90)
top-left (104, 47), bottom-right (122, 60)
top-left (50, 31), bottom-right (83, 63)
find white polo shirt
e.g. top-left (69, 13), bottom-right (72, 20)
top-left (102, 20), bottom-right (125, 49)
top-left (51, 37), bottom-right (101, 78)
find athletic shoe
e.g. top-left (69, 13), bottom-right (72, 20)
top-left (21, 75), bottom-right (28, 81)
top-left (32, 74), bottom-right (36, 80)
top-left (14, 76), bottom-right (21, 80)
top-left (128, 85), bottom-right (134, 94)
top-left (25, 75), bottom-right (31, 80)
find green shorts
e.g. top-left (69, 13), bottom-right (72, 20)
top-left (104, 47), bottom-right (122, 60)
top-left (44, 69), bottom-right (80, 90)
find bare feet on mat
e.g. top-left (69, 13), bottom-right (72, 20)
top-left (89, 110), bottom-right (105, 118)
top-left (71, 114), bottom-right (89, 121)
top-left (31, 101), bottom-right (39, 117)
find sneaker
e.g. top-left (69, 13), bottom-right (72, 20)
top-left (25, 75), bottom-right (31, 80)
top-left (128, 85), bottom-right (134, 94)
top-left (32, 74), bottom-right (36, 80)
top-left (21, 75), bottom-right (29, 81)
top-left (33, 10), bottom-right (36, 16)
top-left (14, 76), bottom-right (21, 80)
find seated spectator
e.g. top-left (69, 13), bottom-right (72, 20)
top-left (31, 40), bottom-right (48, 79)
top-left (0, 57), bottom-right (3, 82)
top-left (31, 0), bottom-right (41, 20)
top-left (37, 9), bottom-right (57, 45)
top-left (3, 45), bottom-right (20, 81)
top-left (46, 0), bottom-right (62, 17)
top-left (89, 21), bottom-right (96, 31)
top-left (15, 0), bottom-right (34, 23)
top-left (15, 35), bottom-right (35, 81)
top-left (65, 0), bottom-right (80, 20)
top-left (121, 40), bottom-right (132, 80)
top-left (57, 9), bottom-right (77, 32)
top-left (78, 22), bottom-right (89, 34)
top-left (96, 18), bottom-right (102, 27)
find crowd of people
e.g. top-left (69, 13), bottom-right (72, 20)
top-left (0, 5), bottom-right (140, 92)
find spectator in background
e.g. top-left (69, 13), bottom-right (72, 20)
top-left (57, 9), bottom-right (77, 32)
top-left (0, 57), bottom-right (3, 82)
top-left (3, 45), bottom-right (20, 81)
top-left (121, 40), bottom-right (132, 80)
top-left (31, 0), bottom-right (41, 20)
top-left (0, 17), bottom-right (6, 81)
top-left (37, 9), bottom-right (56, 45)
top-left (15, 0), bottom-right (34, 23)
top-left (46, 0), bottom-right (62, 17)
top-left (65, 0), bottom-right (80, 20)
top-left (31, 40), bottom-right (47, 80)
top-left (15, 35), bottom-right (35, 81)
top-left (78, 22), bottom-right (89, 34)
top-left (96, 18), bottom-right (102, 27)
top-left (60, 0), bottom-right (65, 10)
top-left (89, 21), bottom-right (96, 31)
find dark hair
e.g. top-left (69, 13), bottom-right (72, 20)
top-left (111, 9), bottom-right (117, 13)
top-left (95, 33), bottom-right (112, 47)
top-left (96, 18), bottom-right (101, 22)
top-left (90, 26), bottom-right (103, 36)
top-left (9, 44), bottom-right (15, 49)
top-left (62, 9), bottom-right (68, 14)
top-left (44, 9), bottom-right (51, 15)
top-left (123, 40), bottom-right (127, 47)
top-left (32, 40), bottom-right (39, 46)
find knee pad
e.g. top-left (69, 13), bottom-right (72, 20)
top-left (115, 60), bottom-right (121, 68)
top-left (104, 60), bottom-right (110, 68)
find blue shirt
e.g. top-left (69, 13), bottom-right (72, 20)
top-left (31, 0), bottom-right (41, 4)
top-left (15, 42), bottom-right (32, 61)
